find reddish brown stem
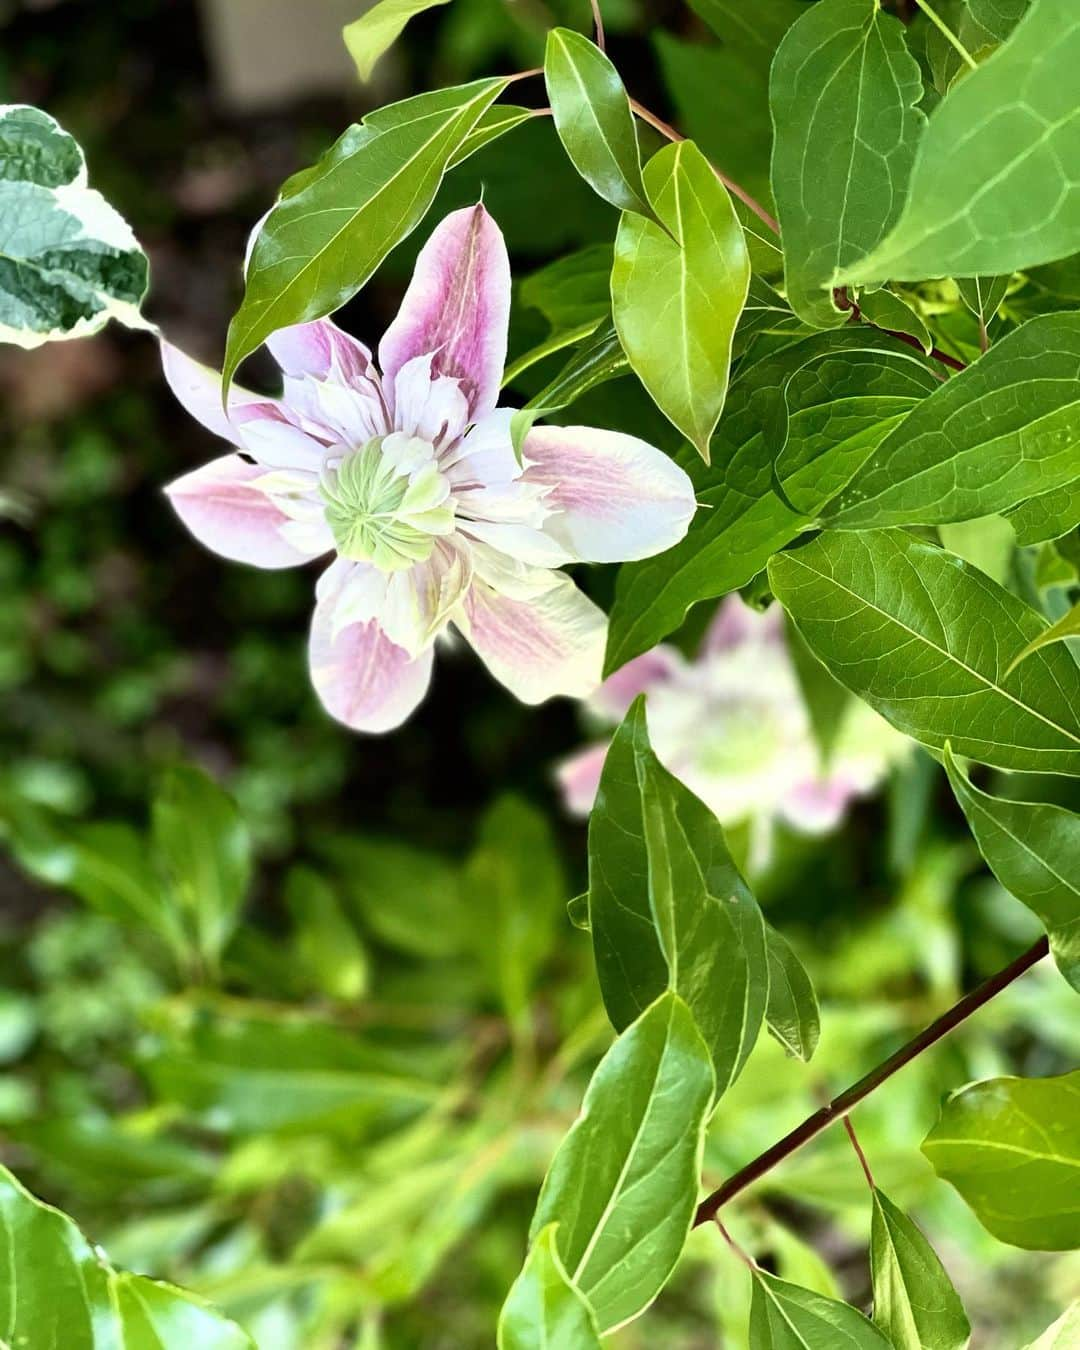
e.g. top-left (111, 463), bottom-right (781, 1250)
top-left (590, 0), bottom-right (606, 51)
top-left (693, 936), bottom-right (1049, 1227)
top-left (843, 1115), bottom-right (876, 1191)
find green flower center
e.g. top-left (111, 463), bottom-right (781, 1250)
top-left (320, 433), bottom-right (455, 571)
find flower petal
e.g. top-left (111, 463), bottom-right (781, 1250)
top-left (309, 561), bottom-right (434, 733)
top-left (555, 743), bottom-right (609, 816)
top-left (165, 454), bottom-right (318, 568)
top-left (458, 568), bottom-right (606, 704)
top-left (523, 425), bottom-right (696, 562)
top-left (378, 204), bottom-right (510, 419)
top-left (266, 318), bottom-right (375, 387)
top-left (160, 339), bottom-right (275, 443)
top-left (702, 592), bottom-right (784, 655)
top-left (390, 353), bottom-right (471, 450)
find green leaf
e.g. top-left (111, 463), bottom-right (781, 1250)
top-left (826, 315), bottom-right (1080, 529)
top-left (0, 103), bottom-right (148, 347)
top-left (587, 700), bottom-right (769, 1090)
top-left (1006, 479), bottom-right (1080, 546)
top-left (498, 1224), bottom-right (602, 1350)
top-left (787, 616), bottom-right (853, 765)
top-left (544, 28), bottom-right (655, 222)
top-left (750, 1269), bottom-right (893, 1348)
top-left (612, 139), bottom-right (750, 461)
top-left (943, 744), bottom-right (1080, 993)
top-left (969, 0), bottom-right (1032, 41)
top-left (870, 1188), bottom-right (971, 1350)
top-left (1023, 1303), bottom-right (1080, 1349)
top-left (769, 0), bottom-right (925, 328)
top-left (284, 864), bottom-right (368, 1001)
top-left (518, 243), bottom-right (613, 333)
top-left (0, 1163), bottom-right (253, 1348)
top-left (462, 795), bottom-right (565, 1028)
top-left (606, 329), bottom-right (938, 671)
top-left (858, 289), bottom-right (933, 354)
top-left (922, 1070), bottom-right (1080, 1250)
top-left (223, 78), bottom-right (507, 392)
top-left (530, 992), bottom-right (714, 1333)
top-left (1004, 599), bottom-right (1080, 673)
top-left (839, 0), bottom-right (1080, 284)
top-left (152, 763), bottom-right (252, 970)
top-left (955, 273), bottom-right (1009, 329)
top-left (343, 0), bottom-right (452, 82)
top-left (510, 322), bottom-right (628, 458)
top-left (769, 530), bottom-right (1080, 775)
top-left (764, 922), bottom-right (821, 1062)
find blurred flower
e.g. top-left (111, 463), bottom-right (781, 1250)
top-left (557, 594), bottom-right (910, 851)
top-left (161, 205), bottom-right (695, 733)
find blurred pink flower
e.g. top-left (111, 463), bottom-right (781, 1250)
top-left (558, 594), bottom-right (910, 844)
top-left (161, 205), bottom-right (696, 732)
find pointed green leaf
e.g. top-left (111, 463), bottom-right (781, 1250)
top-left (769, 0), bottom-right (925, 328)
top-left (956, 273), bottom-right (1009, 328)
top-left (529, 992), bottom-right (714, 1333)
top-left (223, 78), bottom-right (507, 392)
top-left (768, 530), bottom-right (1080, 775)
top-left (943, 744), bottom-right (1080, 993)
top-left (840, 0), bottom-right (1080, 284)
top-left (343, 0), bottom-right (452, 82)
top-left (857, 288), bottom-right (933, 354)
top-left (764, 922), bottom-right (821, 1062)
top-left (750, 1269), bottom-right (893, 1348)
top-left (544, 28), bottom-right (655, 221)
top-left (0, 1164), bottom-right (253, 1348)
top-left (922, 1070), bottom-right (1080, 1250)
top-left (1006, 479), bottom-right (1080, 546)
top-left (587, 700), bottom-right (769, 1091)
top-left (498, 1225), bottom-right (602, 1350)
top-left (827, 315), bottom-right (1080, 529)
top-left (1004, 599), bottom-right (1080, 674)
top-left (1023, 1302), bottom-right (1080, 1349)
top-left (606, 329), bottom-right (938, 671)
top-left (0, 103), bottom-right (148, 347)
top-left (870, 1188), bottom-right (971, 1350)
top-left (612, 140), bottom-right (750, 461)
top-left (510, 322), bottom-right (628, 458)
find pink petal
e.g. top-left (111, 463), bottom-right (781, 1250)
top-left (778, 776), bottom-right (858, 834)
top-left (378, 204), bottom-right (510, 419)
top-left (309, 562), bottom-right (434, 733)
top-left (390, 354), bottom-right (470, 450)
top-left (165, 454), bottom-right (315, 569)
top-left (458, 571), bottom-right (606, 704)
top-left (266, 319), bottom-right (375, 388)
top-left (522, 426), bottom-right (696, 563)
top-left (701, 592), bottom-right (784, 656)
top-left (555, 743), bottom-right (609, 816)
top-left (160, 339), bottom-right (276, 444)
top-left (591, 646), bottom-right (682, 722)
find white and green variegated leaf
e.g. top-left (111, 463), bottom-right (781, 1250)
top-left (944, 745), bottom-right (1080, 992)
top-left (606, 328), bottom-right (938, 671)
top-left (839, 0), bottom-right (1080, 284)
top-left (826, 315), bottom-right (1080, 529)
top-left (0, 1164), bottom-right (253, 1348)
top-left (769, 0), bottom-right (925, 327)
top-left (529, 992), bottom-right (713, 1333)
top-left (498, 1225), bottom-right (602, 1350)
top-left (870, 1188), bottom-right (971, 1350)
top-left (587, 699), bottom-right (769, 1091)
top-left (768, 530), bottom-right (1080, 776)
top-left (0, 104), bottom-right (148, 348)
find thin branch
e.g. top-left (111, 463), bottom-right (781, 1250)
top-left (590, 0), bottom-right (606, 52)
top-left (835, 286), bottom-right (966, 374)
top-left (628, 97), bottom-right (780, 236)
top-left (715, 1219), bottom-right (757, 1271)
top-left (914, 0), bottom-right (979, 70)
top-left (843, 1115), bottom-right (875, 1191)
top-left (693, 936), bottom-right (1049, 1227)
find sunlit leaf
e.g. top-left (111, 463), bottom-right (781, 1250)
top-left (768, 530), bottom-right (1080, 775)
top-left (922, 1070), bottom-right (1080, 1250)
top-left (530, 992), bottom-right (714, 1333)
top-left (343, 0), bottom-right (452, 82)
top-left (764, 923), bottom-right (820, 1062)
top-left (612, 139), bottom-right (750, 461)
top-left (839, 0), bottom-right (1080, 284)
top-left (944, 744), bottom-right (1080, 993)
top-left (1006, 479), bottom-right (1080, 546)
top-left (769, 0), bottom-right (925, 327)
top-left (870, 1188), bottom-right (971, 1350)
top-left (750, 1269), bottom-right (892, 1348)
top-left (498, 1224), bottom-right (602, 1350)
top-left (1023, 1302), bottom-right (1080, 1349)
top-left (1004, 599), bottom-right (1080, 674)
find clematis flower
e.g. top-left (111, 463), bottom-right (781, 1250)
top-left (161, 205), bottom-right (696, 732)
top-left (557, 594), bottom-right (910, 860)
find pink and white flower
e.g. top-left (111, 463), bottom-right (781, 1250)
top-left (558, 594), bottom-right (910, 856)
top-left (161, 205), bottom-right (696, 732)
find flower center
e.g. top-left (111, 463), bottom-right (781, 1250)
top-left (320, 433), bottom-right (455, 571)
